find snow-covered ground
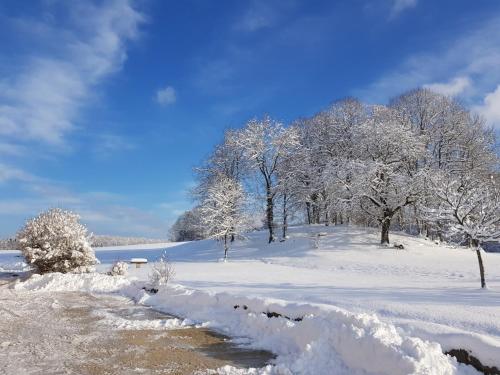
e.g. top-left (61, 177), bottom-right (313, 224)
top-left (2, 225), bottom-right (500, 374)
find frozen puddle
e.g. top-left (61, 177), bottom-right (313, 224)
top-left (0, 279), bottom-right (274, 375)
top-left (96, 302), bottom-right (275, 369)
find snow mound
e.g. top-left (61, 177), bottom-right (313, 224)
top-left (94, 309), bottom-right (191, 330)
top-left (14, 272), bottom-right (131, 293)
top-left (130, 285), bottom-right (478, 375)
top-left (0, 260), bottom-right (30, 273)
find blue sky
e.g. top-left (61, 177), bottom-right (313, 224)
top-left (1, 0), bottom-right (500, 238)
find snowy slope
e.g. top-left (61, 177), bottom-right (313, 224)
top-left (99, 225), bottom-right (500, 369)
top-left (4, 225), bottom-right (500, 373)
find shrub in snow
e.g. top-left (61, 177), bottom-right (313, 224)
top-left (109, 261), bottom-right (128, 276)
top-left (149, 254), bottom-right (175, 289)
top-left (16, 208), bottom-right (97, 274)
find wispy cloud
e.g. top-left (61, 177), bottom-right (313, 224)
top-left (0, 164), bottom-right (169, 238)
top-left (356, 15), bottom-right (500, 126)
top-left (423, 76), bottom-right (471, 97)
top-left (235, 0), bottom-right (277, 32)
top-left (474, 85), bottom-right (500, 128)
top-left (0, 0), bottom-right (144, 146)
top-left (93, 133), bottom-right (136, 158)
top-left (0, 1), bottom-right (153, 237)
top-left (0, 163), bottom-right (36, 184)
top-left (156, 86), bottom-right (177, 106)
top-left (390, 0), bottom-right (418, 18)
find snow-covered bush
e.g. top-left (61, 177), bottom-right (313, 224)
top-left (109, 261), bottom-right (128, 276)
top-left (16, 208), bottom-right (97, 274)
top-left (149, 254), bottom-right (175, 289)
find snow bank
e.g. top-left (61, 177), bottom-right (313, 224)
top-left (0, 260), bottom-right (30, 273)
top-left (12, 271), bottom-right (483, 374)
top-left (126, 284), bottom-right (478, 375)
top-left (400, 321), bottom-right (500, 373)
top-left (13, 272), bottom-right (131, 293)
top-left (94, 309), bottom-right (191, 330)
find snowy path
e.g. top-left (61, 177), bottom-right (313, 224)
top-left (0, 280), bottom-right (271, 375)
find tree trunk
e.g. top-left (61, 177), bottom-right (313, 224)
top-left (306, 202), bottom-right (312, 225)
top-left (413, 205), bottom-right (421, 235)
top-left (472, 240), bottom-right (486, 289)
top-left (282, 193), bottom-right (288, 241)
top-left (223, 234), bottom-right (228, 261)
top-left (266, 184), bottom-right (275, 243)
top-left (380, 216), bottom-right (391, 246)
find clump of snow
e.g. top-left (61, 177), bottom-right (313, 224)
top-left (94, 309), bottom-right (190, 330)
top-left (0, 260), bottom-right (30, 273)
top-left (109, 261), bottom-right (128, 276)
top-left (13, 272), bottom-right (131, 293)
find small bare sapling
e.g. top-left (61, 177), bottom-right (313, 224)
top-left (149, 253), bottom-right (175, 289)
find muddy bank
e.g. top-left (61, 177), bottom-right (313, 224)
top-left (0, 280), bottom-right (273, 375)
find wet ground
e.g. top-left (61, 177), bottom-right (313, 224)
top-left (0, 274), bottom-right (273, 375)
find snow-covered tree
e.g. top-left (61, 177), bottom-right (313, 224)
top-left (169, 207), bottom-right (205, 242)
top-left (294, 98), bottom-right (365, 225)
top-left (194, 129), bottom-right (246, 202)
top-left (236, 116), bottom-right (300, 243)
top-left (199, 175), bottom-right (248, 260)
top-left (427, 172), bottom-right (500, 288)
top-left (391, 89), bottom-right (498, 237)
top-left (17, 208), bottom-right (97, 273)
top-left (185, 87), bottom-right (499, 253)
top-left (348, 106), bottom-right (427, 245)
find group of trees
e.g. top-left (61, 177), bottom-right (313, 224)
top-left (171, 88), bottom-right (499, 287)
top-left (91, 235), bottom-right (166, 248)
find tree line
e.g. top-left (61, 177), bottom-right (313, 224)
top-left (171, 88), bottom-right (499, 286)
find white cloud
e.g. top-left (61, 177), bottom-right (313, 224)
top-left (474, 85), bottom-right (500, 128)
top-left (235, 0), bottom-right (276, 32)
top-left (156, 86), bottom-right (177, 106)
top-left (357, 16), bottom-right (500, 104)
top-left (0, 163), bottom-right (35, 184)
top-left (0, 0), bottom-right (144, 146)
top-left (391, 0), bottom-right (418, 17)
top-left (93, 133), bottom-right (135, 158)
top-left (423, 76), bottom-right (471, 97)
top-left (0, 166), bottom-right (169, 238)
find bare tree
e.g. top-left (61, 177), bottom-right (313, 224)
top-left (236, 116), bottom-right (300, 243)
top-left (428, 172), bottom-right (500, 288)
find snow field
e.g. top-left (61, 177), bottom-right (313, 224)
top-left (5, 225), bottom-right (500, 374)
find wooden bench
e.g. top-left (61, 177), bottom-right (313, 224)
top-left (130, 258), bottom-right (148, 268)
